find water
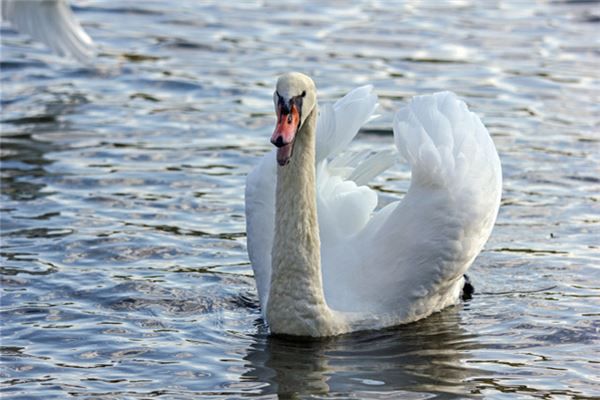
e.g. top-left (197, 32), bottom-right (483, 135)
top-left (1, 1), bottom-right (599, 398)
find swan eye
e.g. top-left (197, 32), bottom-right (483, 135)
top-left (301, 90), bottom-right (306, 97)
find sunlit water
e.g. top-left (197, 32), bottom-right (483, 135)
top-left (1, 1), bottom-right (599, 398)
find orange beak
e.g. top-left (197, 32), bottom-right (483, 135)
top-left (271, 103), bottom-right (301, 166)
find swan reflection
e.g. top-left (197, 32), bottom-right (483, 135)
top-left (243, 308), bottom-right (482, 398)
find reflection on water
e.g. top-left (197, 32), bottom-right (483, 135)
top-left (1, 0), bottom-right (599, 398)
top-left (245, 311), bottom-right (480, 398)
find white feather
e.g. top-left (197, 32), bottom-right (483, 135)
top-left (1, 0), bottom-right (95, 63)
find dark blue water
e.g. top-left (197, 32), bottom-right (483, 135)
top-left (1, 1), bottom-right (599, 398)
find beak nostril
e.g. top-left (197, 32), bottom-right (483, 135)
top-left (272, 136), bottom-right (285, 147)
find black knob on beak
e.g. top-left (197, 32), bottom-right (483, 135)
top-left (272, 135), bottom-right (285, 147)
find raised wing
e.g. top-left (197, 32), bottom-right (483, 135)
top-left (316, 85), bottom-right (378, 162)
top-left (323, 92), bottom-right (502, 325)
top-left (1, 0), bottom-right (95, 63)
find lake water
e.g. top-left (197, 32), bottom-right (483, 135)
top-left (1, 1), bottom-right (599, 398)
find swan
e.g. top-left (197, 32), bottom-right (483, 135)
top-left (245, 72), bottom-right (502, 337)
top-left (1, 0), bottom-right (95, 63)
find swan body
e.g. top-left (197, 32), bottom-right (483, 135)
top-left (245, 72), bottom-right (502, 336)
top-left (1, 0), bottom-right (95, 63)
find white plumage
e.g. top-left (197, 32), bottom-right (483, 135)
top-left (1, 0), bottom-right (95, 62)
top-left (246, 75), bottom-right (502, 336)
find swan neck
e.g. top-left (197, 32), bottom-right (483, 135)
top-left (268, 107), bottom-right (339, 336)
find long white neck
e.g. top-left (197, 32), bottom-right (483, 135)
top-left (267, 107), bottom-right (343, 336)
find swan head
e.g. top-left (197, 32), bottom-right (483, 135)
top-left (271, 72), bottom-right (317, 166)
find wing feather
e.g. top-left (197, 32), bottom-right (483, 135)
top-left (323, 92), bottom-right (502, 325)
top-left (245, 151), bottom-right (276, 315)
top-left (2, 0), bottom-right (95, 63)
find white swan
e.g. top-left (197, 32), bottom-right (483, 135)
top-left (245, 72), bottom-right (502, 337)
top-left (1, 0), bottom-right (95, 63)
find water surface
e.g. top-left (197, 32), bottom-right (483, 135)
top-left (1, 1), bottom-right (599, 398)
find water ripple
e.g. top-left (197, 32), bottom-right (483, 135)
top-left (1, 0), bottom-right (599, 398)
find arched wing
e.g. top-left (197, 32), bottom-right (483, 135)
top-left (322, 92), bottom-right (502, 324)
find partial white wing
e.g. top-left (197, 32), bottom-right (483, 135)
top-left (245, 151), bottom-right (276, 316)
top-left (315, 85), bottom-right (395, 247)
top-left (323, 92), bottom-right (502, 326)
top-left (316, 85), bottom-right (378, 162)
top-left (1, 0), bottom-right (95, 63)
